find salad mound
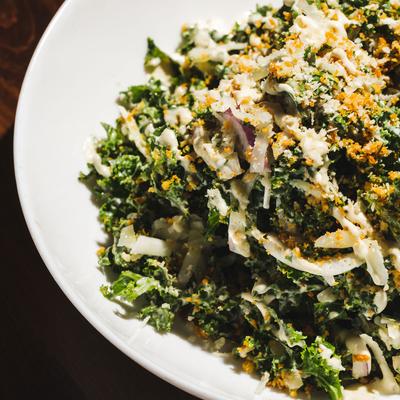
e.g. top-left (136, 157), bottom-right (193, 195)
top-left (81, 0), bottom-right (400, 398)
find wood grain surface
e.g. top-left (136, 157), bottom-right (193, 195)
top-left (0, 0), bottom-right (64, 136)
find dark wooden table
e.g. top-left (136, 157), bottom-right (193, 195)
top-left (0, 2), bottom-right (195, 399)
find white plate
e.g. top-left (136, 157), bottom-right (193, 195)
top-left (13, 1), bottom-right (394, 399)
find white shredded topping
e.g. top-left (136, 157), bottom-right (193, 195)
top-left (251, 228), bottom-right (363, 285)
top-left (158, 128), bottom-right (191, 171)
top-left (193, 125), bottom-right (242, 180)
top-left (319, 343), bottom-right (345, 371)
top-left (118, 225), bottom-right (172, 257)
top-left (317, 288), bottom-right (337, 303)
top-left (84, 137), bottom-right (111, 178)
top-left (207, 188), bottom-right (229, 217)
top-left (229, 210), bottom-right (250, 257)
top-left (188, 26), bottom-right (246, 67)
top-left (178, 218), bottom-right (205, 285)
top-left (119, 107), bottom-right (150, 160)
top-left (375, 316), bottom-right (400, 350)
top-left (346, 335), bottom-right (372, 379)
top-left (373, 290), bottom-right (388, 315)
top-left (361, 334), bottom-right (400, 394)
top-left (164, 107), bottom-right (193, 133)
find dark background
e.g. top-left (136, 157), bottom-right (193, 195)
top-left (0, 1), bottom-right (195, 399)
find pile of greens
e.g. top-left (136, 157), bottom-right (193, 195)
top-left (81, 0), bottom-right (400, 398)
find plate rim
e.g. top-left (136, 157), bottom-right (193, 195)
top-left (12, 1), bottom-right (221, 399)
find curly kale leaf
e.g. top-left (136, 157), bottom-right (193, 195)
top-left (119, 78), bottom-right (168, 120)
top-left (178, 26), bottom-right (196, 54)
top-left (101, 267), bottom-right (180, 332)
top-left (185, 282), bottom-right (242, 339)
top-left (301, 338), bottom-right (343, 400)
top-left (138, 305), bottom-right (175, 332)
top-left (119, 85), bottom-right (149, 106)
top-left (145, 38), bottom-right (181, 76)
top-left (101, 271), bottom-right (160, 302)
top-left (362, 178), bottom-right (400, 242)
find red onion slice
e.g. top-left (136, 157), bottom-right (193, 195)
top-left (223, 109), bottom-right (255, 152)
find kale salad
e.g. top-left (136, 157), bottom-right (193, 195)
top-left (81, 0), bottom-right (400, 398)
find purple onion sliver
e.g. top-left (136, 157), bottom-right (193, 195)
top-left (243, 124), bottom-right (255, 147)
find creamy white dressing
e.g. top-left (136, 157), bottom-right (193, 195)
top-left (230, 173), bottom-right (257, 211)
top-left (319, 343), bottom-right (345, 371)
top-left (251, 229), bottom-right (364, 285)
top-left (313, 165), bottom-right (339, 199)
top-left (376, 316), bottom-right (400, 350)
top-left (381, 17), bottom-right (400, 31)
top-left (315, 229), bottom-right (357, 249)
top-left (317, 288), bottom-right (337, 303)
top-left (164, 107), bottom-right (193, 129)
top-left (229, 210), bottom-right (250, 257)
top-left (360, 334), bottom-right (400, 394)
top-left (373, 290), bottom-right (388, 315)
top-left (393, 355), bottom-right (400, 372)
top-left (193, 126), bottom-right (242, 180)
top-left (354, 239), bottom-right (388, 287)
top-left (292, 15), bottom-right (328, 49)
top-left (330, 48), bottom-right (359, 76)
top-left (346, 335), bottom-right (372, 379)
top-left (291, 0), bottom-right (348, 50)
top-left (158, 128), bottom-right (191, 172)
top-left (264, 80), bottom-right (296, 96)
top-left (249, 132), bottom-right (270, 174)
top-left (188, 26), bottom-right (246, 66)
top-left (388, 247), bottom-right (400, 271)
top-left (118, 225), bottom-right (172, 257)
top-left (291, 179), bottom-right (324, 199)
top-left (332, 206), bottom-right (388, 286)
top-left (283, 370), bottom-right (303, 390)
top-left (241, 292), bottom-right (269, 320)
top-left (84, 137), bottom-right (111, 178)
top-left (119, 107), bottom-right (150, 160)
top-left (178, 218), bottom-right (205, 286)
top-left (252, 278), bottom-right (269, 295)
top-left (152, 215), bottom-right (188, 241)
top-left (299, 128), bottom-right (329, 167)
top-left (261, 173), bottom-right (272, 209)
top-left (266, 102), bottom-right (329, 168)
top-left (207, 188), bottom-right (229, 216)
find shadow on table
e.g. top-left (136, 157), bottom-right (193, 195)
top-left (1, 131), bottom-right (196, 400)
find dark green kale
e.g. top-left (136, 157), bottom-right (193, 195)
top-left (301, 338), bottom-right (343, 400)
top-left (145, 38), bottom-right (181, 76)
top-left (81, 2), bottom-right (400, 398)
